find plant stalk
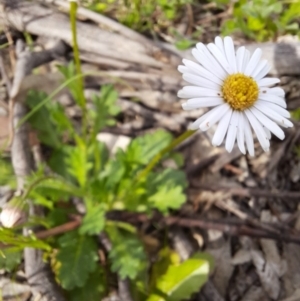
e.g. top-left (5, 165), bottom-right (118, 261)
top-left (138, 129), bottom-right (196, 179)
top-left (69, 1), bottom-right (87, 135)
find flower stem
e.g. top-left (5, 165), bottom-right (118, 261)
top-left (69, 1), bottom-right (87, 135)
top-left (138, 129), bottom-right (196, 179)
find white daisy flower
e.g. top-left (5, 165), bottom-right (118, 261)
top-left (178, 36), bottom-right (293, 156)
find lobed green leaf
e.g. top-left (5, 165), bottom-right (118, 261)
top-left (56, 231), bottom-right (98, 290)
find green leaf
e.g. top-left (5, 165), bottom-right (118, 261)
top-left (57, 63), bottom-right (82, 106)
top-left (281, 2), bottom-right (300, 25)
top-left (191, 252), bottom-right (215, 272)
top-left (101, 158), bottom-right (126, 189)
top-left (285, 22), bottom-right (299, 31)
top-left (57, 231), bottom-right (98, 290)
top-left (68, 268), bottom-right (106, 301)
top-left (79, 204), bottom-right (106, 235)
top-left (65, 140), bottom-right (93, 187)
top-left (125, 130), bottom-right (172, 165)
top-left (247, 16), bottom-right (264, 31)
top-left (49, 102), bottom-right (74, 136)
top-left (0, 158), bottom-right (15, 187)
top-left (150, 247), bottom-right (181, 290)
top-left (31, 177), bottom-right (83, 203)
top-left (107, 226), bottom-right (147, 280)
top-left (89, 140), bottom-right (109, 175)
top-left (148, 258), bottom-right (210, 301)
top-left (149, 185), bottom-right (185, 214)
top-left (48, 148), bottom-right (70, 179)
top-left (175, 39), bottom-right (195, 50)
top-left (0, 227), bottom-right (50, 250)
top-left (0, 249), bottom-right (22, 272)
top-left (26, 90), bottom-right (62, 148)
top-left (148, 168), bottom-right (187, 213)
top-left (89, 85), bottom-right (120, 133)
top-left (47, 208), bottom-right (68, 228)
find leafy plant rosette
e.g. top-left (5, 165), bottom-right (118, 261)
top-left (0, 66), bottom-right (212, 299)
top-left (0, 2), bottom-right (213, 300)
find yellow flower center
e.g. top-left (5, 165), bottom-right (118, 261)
top-left (222, 73), bottom-right (259, 111)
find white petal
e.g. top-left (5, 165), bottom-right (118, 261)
top-left (178, 86), bottom-right (221, 98)
top-left (260, 87), bottom-right (285, 97)
top-left (236, 46), bottom-right (245, 73)
top-left (242, 49), bottom-right (251, 72)
top-left (224, 37), bottom-right (237, 73)
top-left (263, 126), bottom-right (271, 139)
top-left (245, 109), bottom-right (270, 152)
top-left (182, 97), bottom-right (224, 110)
top-left (254, 63), bottom-right (271, 81)
top-left (256, 100), bottom-right (290, 118)
top-left (250, 107), bottom-right (285, 140)
top-left (225, 110), bottom-right (239, 153)
top-left (207, 43), bottom-right (232, 74)
top-left (259, 93), bottom-right (287, 108)
top-left (258, 78), bottom-right (280, 87)
top-left (192, 48), bottom-right (224, 80)
top-left (189, 107), bottom-right (218, 130)
top-left (252, 59), bottom-right (268, 78)
top-left (195, 44), bottom-right (227, 79)
top-left (212, 109), bottom-right (233, 146)
top-left (244, 115), bottom-right (255, 156)
top-left (183, 73), bottom-right (221, 90)
top-left (215, 36), bottom-right (225, 56)
top-left (182, 59), bottom-right (223, 85)
top-left (244, 48), bottom-right (262, 76)
top-left (237, 112), bottom-right (246, 154)
top-left (178, 65), bottom-right (190, 74)
top-left (200, 103), bottom-right (231, 131)
top-left (254, 102), bottom-right (293, 128)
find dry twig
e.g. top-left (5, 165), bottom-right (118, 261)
top-left (9, 39), bottom-right (68, 301)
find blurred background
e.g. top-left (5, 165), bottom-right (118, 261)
top-left (0, 1), bottom-right (300, 301)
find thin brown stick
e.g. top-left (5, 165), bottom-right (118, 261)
top-left (164, 216), bottom-right (300, 243)
top-left (4, 28), bottom-right (15, 69)
top-left (190, 184), bottom-right (300, 200)
top-left (36, 220), bottom-right (81, 240)
top-left (25, 212), bottom-right (300, 245)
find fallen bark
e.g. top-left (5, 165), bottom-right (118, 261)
top-left (1, 0), bottom-right (300, 77)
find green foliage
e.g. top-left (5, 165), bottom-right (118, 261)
top-left (107, 226), bottom-right (147, 279)
top-left (57, 63), bottom-right (83, 107)
top-left (83, 0), bottom-right (300, 45)
top-left (56, 231), bottom-right (99, 289)
top-left (292, 108), bottom-right (300, 121)
top-left (148, 168), bottom-right (187, 214)
top-left (83, 0), bottom-right (193, 34)
top-left (68, 269), bottom-right (106, 301)
top-left (125, 129), bottom-right (172, 166)
top-left (149, 247), bottom-right (181, 290)
top-left (0, 249), bottom-right (22, 272)
top-left (65, 138), bottom-right (93, 188)
top-left (79, 204), bottom-right (106, 235)
top-left (89, 85), bottom-right (121, 133)
top-left (0, 227), bottom-right (50, 250)
top-left (0, 158), bottom-right (15, 187)
top-left (27, 174), bottom-right (83, 209)
top-left (1, 5), bottom-right (199, 295)
top-left (21, 70), bottom-right (189, 293)
top-left (220, 0), bottom-right (300, 41)
top-left (148, 257), bottom-right (210, 301)
top-left (26, 90), bottom-right (63, 148)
